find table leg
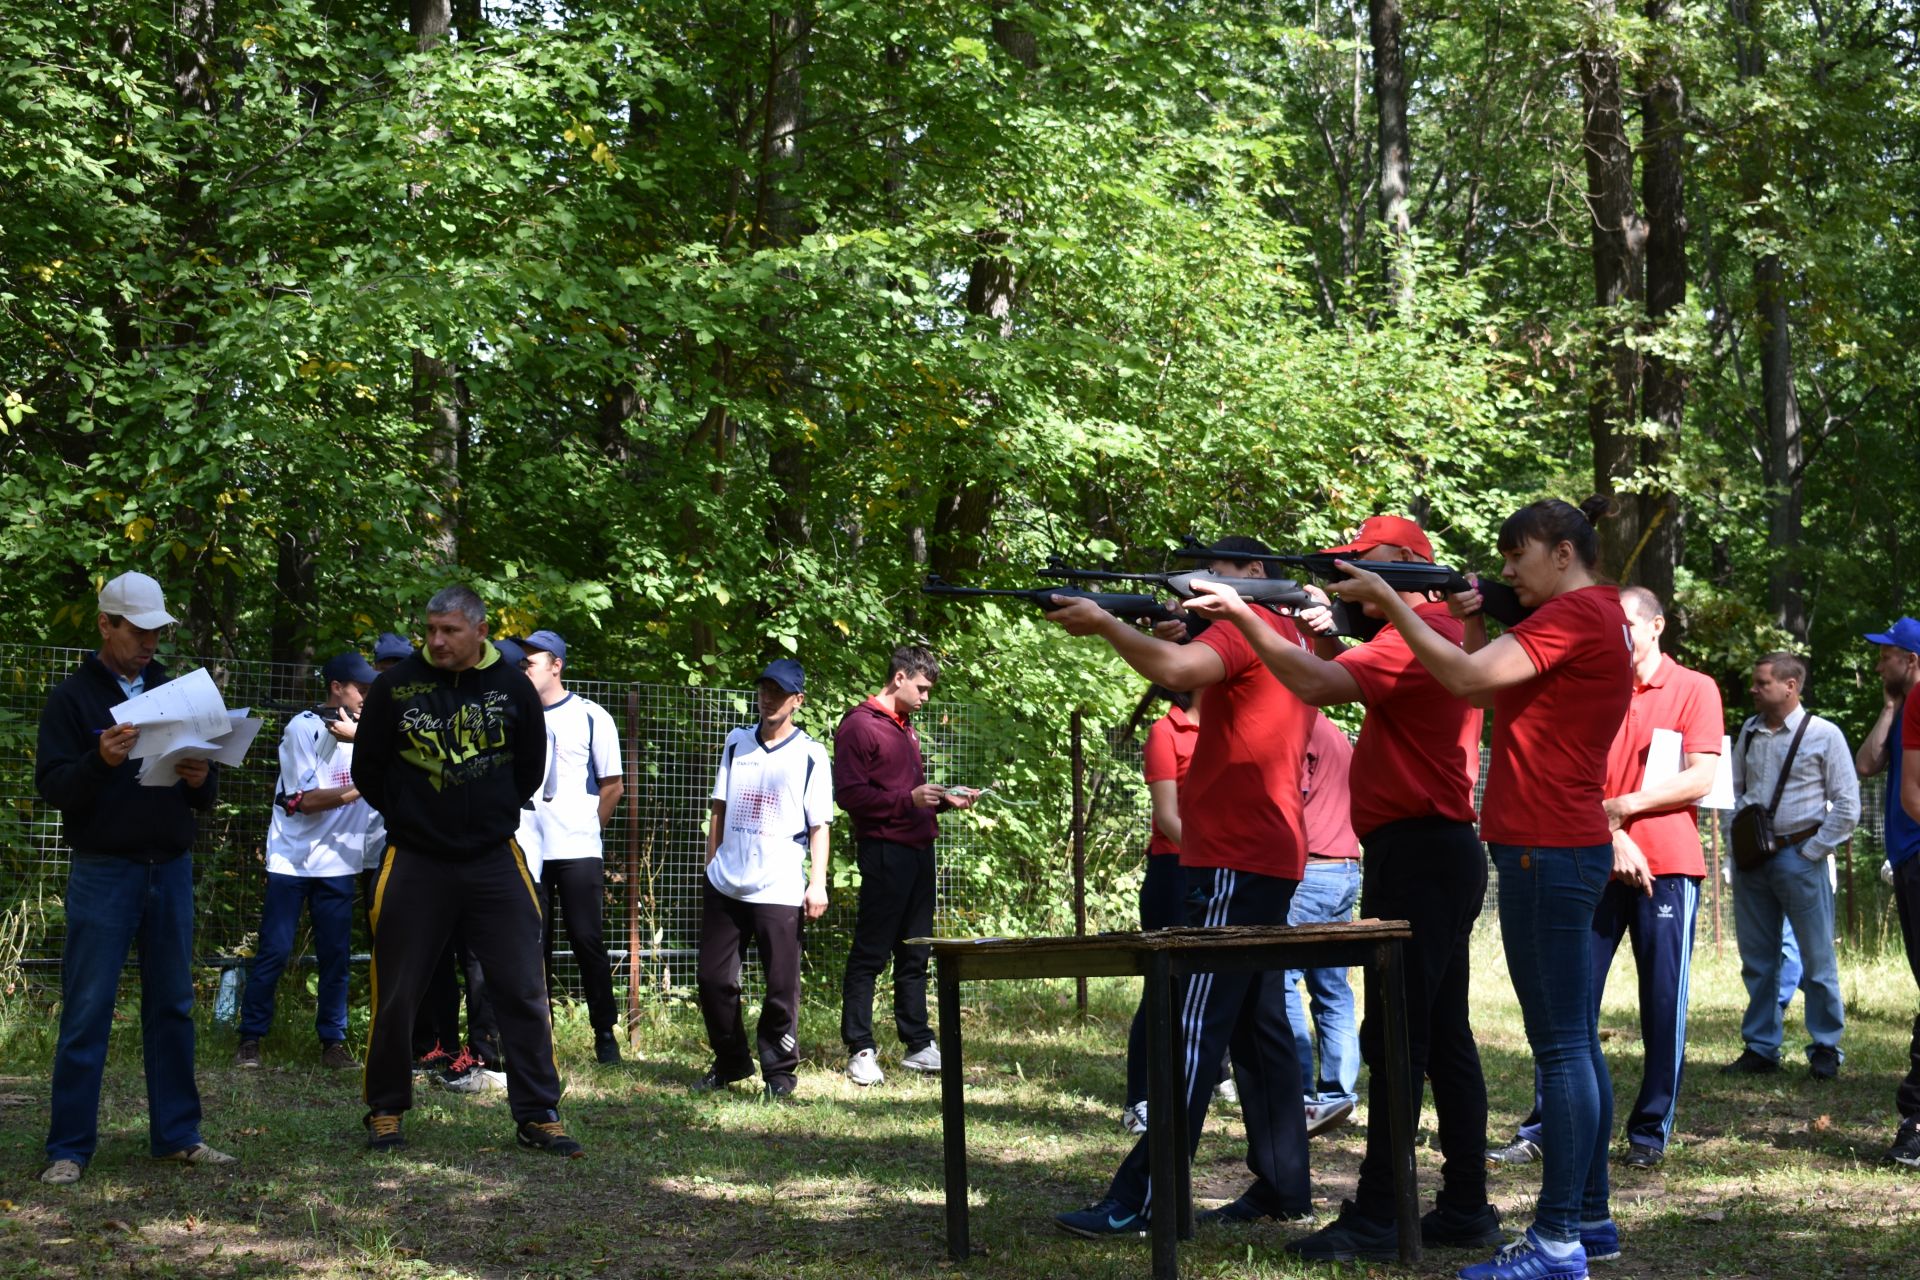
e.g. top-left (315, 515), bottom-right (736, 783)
top-left (1145, 951), bottom-right (1179, 1279)
top-left (938, 961), bottom-right (969, 1261)
top-left (1377, 939), bottom-right (1421, 1264)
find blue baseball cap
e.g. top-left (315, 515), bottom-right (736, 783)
top-left (373, 632), bottom-right (413, 662)
top-left (1866, 617), bottom-right (1920, 655)
top-left (522, 629), bottom-right (567, 662)
top-left (493, 636), bottom-right (528, 666)
top-left (322, 652), bottom-right (378, 686)
top-left (758, 658), bottom-right (805, 694)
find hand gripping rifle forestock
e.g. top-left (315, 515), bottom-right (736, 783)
top-left (1038, 561), bottom-right (1367, 638)
top-left (920, 575), bottom-right (1177, 626)
top-left (1170, 539), bottom-right (1533, 627)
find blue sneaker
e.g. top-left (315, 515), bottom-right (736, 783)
top-left (1055, 1197), bottom-right (1149, 1238)
top-left (1581, 1220), bottom-right (1620, 1263)
top-left (1459, 1229), bottom-right (1588, 1280)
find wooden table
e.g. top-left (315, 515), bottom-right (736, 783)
top-left (920, 921), bottom-right (1418, 1279)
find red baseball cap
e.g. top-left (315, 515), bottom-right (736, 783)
top-left (1320, 515), bottom-right (1435, 563)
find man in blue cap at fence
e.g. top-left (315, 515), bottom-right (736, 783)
top-left (235, 650), bottom-right (380, 1072)
top-left (1854, 616), bottom-right (1920, 1166)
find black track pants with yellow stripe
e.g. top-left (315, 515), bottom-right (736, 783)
top-left (363, 841), bottom-right (561, 1122)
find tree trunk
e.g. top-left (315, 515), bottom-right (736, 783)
top-left (270, 527), bottom-right (317, 666)
top-left (1635, 0), bottom-right (1687, 612)
top-left (1368, 0), bottom-right (1413, 309)
top-left (759, 9), bottom-right (815, 554)
top-left (409, 1), bottom-right (459, 564)
top-left (1579, 5), bottom-right (1647, 581)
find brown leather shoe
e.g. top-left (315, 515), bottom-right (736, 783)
top-left (320, 1042), bottom-right (358, 1071)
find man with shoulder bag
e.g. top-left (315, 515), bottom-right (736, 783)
top-left (1723, 652), bottom-right (1859, 1080)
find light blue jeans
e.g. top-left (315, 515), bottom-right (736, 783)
top-left (1284, 858), bottom-right (1361, 1105)
top-left (1734, 842), bottom-right (1844, 1061)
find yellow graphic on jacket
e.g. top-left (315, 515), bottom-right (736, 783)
top-left (397, 690), bottom-right (514, 791)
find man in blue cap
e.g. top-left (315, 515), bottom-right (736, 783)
top-left (235, 651), bottom-right (380, 1071)
top-left (1854, 616), bottom-right (1920, 1165)
top-left (373, 632), bottom-right (414, 672)
top-left (693, 658), bottom-right (833, 1100)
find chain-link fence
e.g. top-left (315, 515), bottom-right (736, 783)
top-left (0, 646), bottom-right (985, 1005)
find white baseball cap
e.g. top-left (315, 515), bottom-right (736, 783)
top-left (97, 572), bottom-right (177, 629)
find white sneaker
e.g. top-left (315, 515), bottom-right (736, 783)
top-left (1305, 1097), bottom-right (1355, 1138)
top-left (900, 1043), bottom-right (942, 1074)
top-left (440, 1066), bottom-right (507, 1094)
top-left (846, 1048), bottom-right (885, 1086)
top-left (1121, 1101), bottom-right (1148, 1135)
top-left (162, 1142), bottom-right (239, 1166)
top-left (1215, 1076), bottom-right (1239, 1105)
top-left (40, 1158), bottom-right (84, 1185)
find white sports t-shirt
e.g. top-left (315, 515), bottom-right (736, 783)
top-left (708, 725), bottom-right (833, 906)
top-left (265, 710), bottom-right (375, 878)
top-left (529, 693), bottom-right (622, 866)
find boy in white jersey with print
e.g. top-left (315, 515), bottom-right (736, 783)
top-left (693, 659), bottom-right (832, 1100)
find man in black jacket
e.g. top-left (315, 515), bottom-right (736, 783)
top-left (36, 571), bottom-right (235, 1185)
top-left (351, 584), bottom-right (582, 1157)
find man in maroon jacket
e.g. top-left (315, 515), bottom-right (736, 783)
top-left (835, 645), bottom-right (976, 1085)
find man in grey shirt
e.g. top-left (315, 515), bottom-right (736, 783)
top-left (1723, 651), bottom-right (1860, 1080)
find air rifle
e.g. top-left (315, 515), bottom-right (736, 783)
top-left (1038, 559), bottom-right (1373, 639)
top-left (1171, 538), bottom-right (1533, 627)
top-left (921, 575), bottom-right (1176, 626)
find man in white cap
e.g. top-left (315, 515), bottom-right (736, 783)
top-left (34, 571), bottom-right (235, 1184)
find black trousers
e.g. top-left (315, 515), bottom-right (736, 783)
top-left (1352, 817), bottom-right (1492, 1222)
top-left (1107, 865), bottom-right (1307, 1218)
top-left (542, 856), bottom-right (619, 1037)
top-left (1126, 853), bottom-right (1189, 1105)
top-left (1894, 856), bottom-right (1920, 1119)
top-left (364, 842), bottom-right (560, 1123)
top-left (840, 838), bottom-right (936, 1054)
top-left (697, 883), bottom-right (803, 1087)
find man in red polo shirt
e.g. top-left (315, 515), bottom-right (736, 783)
top-left (1046, 536), bottom-right (1315, 1237)
top-left (1182, 515), bottom-right (1503, 1262)
top-left (835, 645), bottom-right (975, 1087)
top-left (1488, 585), bottom-right (1722, 1171)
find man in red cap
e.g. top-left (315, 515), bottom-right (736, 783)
top-left (1183, 515), bottom-right (1503, 1261)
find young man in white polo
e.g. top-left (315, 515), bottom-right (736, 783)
top-left (694, 659), bottom-right (832, 1100)
top-left (519, 630), bottom-right (627, 1064)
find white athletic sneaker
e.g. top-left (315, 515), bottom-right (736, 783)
top-left (900, 1043), bottom-right (943, 1074)
top-left (1215, 1076), bottom-right (1239, 1105)
top-left (1121, 1101), bottom-right (1148, 1135)
top-left (1305, 1097), bottom-right (1356, 1138)
top-left (440, 1066), bottom-right (507, 1094)
top-left (846, 1047), bottom-right (885, 1086)
top-left (40, 1159), bottom-right (84, 1185)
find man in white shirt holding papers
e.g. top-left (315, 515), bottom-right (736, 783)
top-left (693, 659), bottom-right (832, 1101)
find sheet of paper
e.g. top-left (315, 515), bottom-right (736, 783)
top-left (113, 667), bottom-right (231, 752)
top-left (1640, 728), bottom-right (1684, 791)
top-left (206, 714), bottom-right (263, 767)
top-left (137, 736), bottom-right (222, 787)
top-left (1700, 734), bottom-right (1736, 811)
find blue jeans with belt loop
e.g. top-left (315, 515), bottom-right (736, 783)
top-left (1283, 857), bottom-right (1361, 1105)
top-left (1489, 842), bottom-right (1613, 1244)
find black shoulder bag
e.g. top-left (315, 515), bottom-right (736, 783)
top-left (1728, 714), bottom-right (1811, 872)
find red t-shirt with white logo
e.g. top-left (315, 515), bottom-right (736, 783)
top-left (1605, 654), bottom-right (1725, 877)
top-left (1182, 609), bottom-right (1313, 879)
top-left (1481, 585), bottom-right (1633, 847)
top-left (1334, 603), bottom-right (1484, 838)
top-left (1142, 704), bottom-right (1199, 856)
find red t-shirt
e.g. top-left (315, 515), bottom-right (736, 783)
top-left (1182, 609), bottom-right (1313, 879)
top-left (1904, 683), bottom-right (1920, 750)
top-left (1334, 603), bottom-right (1483, 838)
top-left (1301, 713), bottom-right (1360, 858)
top-left (1482, 585), bottom-right (1633, 847)
top-left (1142, 704), bottom-right (1199, 856)
top-left (1604, 654), bottom-right (1724, 877)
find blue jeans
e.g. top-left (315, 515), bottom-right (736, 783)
top-left (239, 872), bottom-right (358, 1044)
top-left (1284, 858), bottom-right (1360, 1105)
top-left (1778, 918), bottom-right (1803, 1009)
top-left (46, 854), bottom-right (203, 1164)
top-left (1734, 842), bottom-right (1843, 1060)
top-left (1489, 842), bottom-right (1612, 1245)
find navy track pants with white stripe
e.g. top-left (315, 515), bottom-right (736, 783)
top-left (1105, 865), bottom-right (1309, 1218)
top-left (1515, 873), bottom-right (1701, 1153)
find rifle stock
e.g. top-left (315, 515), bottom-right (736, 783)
top-left (921, 576), bottom-right (1176, 625)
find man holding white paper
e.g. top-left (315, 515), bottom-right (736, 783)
top-left (34, 571), bottom-right (234, 1186)
top-left (1490, 587), bottom-right (1723, 1171)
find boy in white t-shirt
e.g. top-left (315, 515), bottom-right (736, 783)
top-left (235, 652), bottom-right (379, 1071)
top-left (693, 659), bottom-right (832, 1100)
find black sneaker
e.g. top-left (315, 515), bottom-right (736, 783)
top-left (1720, 1049), bottom-right (1780, 1075)
top-left (594, 1032), bottom-right (622, 1065)
top-left (1055, 1197), bottom-right (1149, 1238)
top-left (363, 1111), bottom-right (405, 1152)
top-left (1285, 1200), bottom-right (1397, 1261)
top-left (1887, 1119), bottom-right (1920, 1168)
top-left (1422, 1201), bottom-right (1504, 1248)
top-left (1808, 1044), bottom-right (1840, 1081)
top-left (689, 1066), bottom-right (750, 1094)
top-left (1198, 1192), bottom-right (1313, 1227)
top-left (762, 1077), bottom-right (796, 1103)
top-left (234, 1039), bottom-right (262, 1069)
top-left (516, 1110), bottom-right (585, 1159)
top-left (1623, 1142), bottom-right (1663, 1169)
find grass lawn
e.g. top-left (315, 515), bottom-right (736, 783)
top-left (3, 923), bottom-right (1919, 1279)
